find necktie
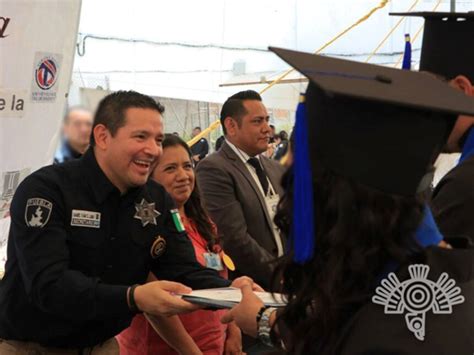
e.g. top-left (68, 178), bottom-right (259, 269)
top-left (247, 157), bottom-right (269, 196)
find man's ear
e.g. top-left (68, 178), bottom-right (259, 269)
top-left (224, 116), bottom-right (237, 136)
top-left (451, 75), bottom-right (474, 96)
top-left (93, 124), bottom-right (110, 150)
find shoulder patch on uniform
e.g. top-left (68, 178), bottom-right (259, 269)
top-left (24, 198), bottom-right (53, 228)
top-left (151, 235), bottom-right (166, 259)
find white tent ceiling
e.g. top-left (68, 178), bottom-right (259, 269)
top-left (73, 0), bottom-right (474, 110)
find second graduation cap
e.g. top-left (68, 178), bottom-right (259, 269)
top-left (390, 11), bottom-right (474, 82)
top-left (269, 46), bottom-right (474, 196)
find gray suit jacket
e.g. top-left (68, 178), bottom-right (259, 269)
top-left (196, 141), bottom-right (286, 288)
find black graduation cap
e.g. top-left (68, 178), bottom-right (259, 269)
top-left (269, 46), bottom-right (474, 196)
top-left (390, 11), bottom-right (474, 82)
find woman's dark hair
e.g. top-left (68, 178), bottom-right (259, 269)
top-left (160, 134), bottom-right (219, 249)
top-left (272, 162), bottom-right (426, 354)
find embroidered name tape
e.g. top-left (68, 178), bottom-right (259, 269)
top-left (71, 209), bottom-right (101, 228)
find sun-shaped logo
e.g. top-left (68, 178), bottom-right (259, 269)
top-left (372, 264), bottom-right (465, 341)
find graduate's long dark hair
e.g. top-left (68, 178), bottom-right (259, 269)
top-left (159, 135), bottom-right (219, 250)
top-left (272, 162), bottom-right (426, 354)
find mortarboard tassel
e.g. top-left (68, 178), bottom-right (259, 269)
top-left (291, 94), bottom-right (315, 263)
top-left (401, 31), bottom-right (440, 247)
top-left (415, 205), bottom-right (443, 247)
top-left (402, 34), bottom-right (412, 70)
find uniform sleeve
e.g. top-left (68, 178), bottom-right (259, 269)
top-left (151, 191), bottom-right (231, 289)
top-left (196, 158), bottom-right (275, 285)
top-left (9, 173), bottom-right (130, 321)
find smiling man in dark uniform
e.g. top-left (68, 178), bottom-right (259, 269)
top-left (0, 91), bottom-right (235, 354)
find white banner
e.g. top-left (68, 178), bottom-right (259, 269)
top-left (0, 0), bottom-right (82, 273)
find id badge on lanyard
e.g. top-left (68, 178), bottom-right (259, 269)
top-left (264, 185), bottom-right (280, 222)
top-left (203, 252), bottom-right (224, 271)
top-left (265, 184), bottom-right (283, 256)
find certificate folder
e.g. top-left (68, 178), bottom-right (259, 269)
top-left (180, 287), bottom-right (286, 309)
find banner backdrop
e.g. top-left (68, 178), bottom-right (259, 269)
top-left (0, 0), bottom-right (82, 273)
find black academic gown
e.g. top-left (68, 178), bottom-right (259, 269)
top-left (276, 246), bottom-right (474, 354)
top-left (431, 155), bottom-right (474, 246)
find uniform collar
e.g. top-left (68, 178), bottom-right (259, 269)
top-left (81, 148), bottom-right (122, 204)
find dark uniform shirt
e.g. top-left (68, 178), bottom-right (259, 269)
top-left (0, 149), bottom-right (230, 348)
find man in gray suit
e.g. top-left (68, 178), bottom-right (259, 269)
top-left (196, 90), bottom-right (285, 290)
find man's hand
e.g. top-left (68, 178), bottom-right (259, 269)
top-left (221, 283), bottom-right (265, 338)
top-left (230, 276), bottom-right (264, 292)
top-left (224, 322), bottom-right (245, 355)
top-left (134, 280), bottom-right (199, 317)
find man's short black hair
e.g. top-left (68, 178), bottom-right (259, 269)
top-left (90, 90), bottom-right (164, 146)
top-left (193, 126), bottom-right (202, 131)
top-left (220, 90), bottom-right (262, 135)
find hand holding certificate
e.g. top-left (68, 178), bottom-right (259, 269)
top-left (180, 287), bottom-right (286, 309)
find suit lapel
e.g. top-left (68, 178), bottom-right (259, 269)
top-left (221, 142), bottom-right (275, 230)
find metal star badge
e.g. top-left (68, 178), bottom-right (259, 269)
top-left (134, 198), bottom-right (161, 227)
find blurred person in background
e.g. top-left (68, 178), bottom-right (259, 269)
top-left (190, 126), bottom-right (209, 164)
top-left (273, 130), bottom-right (289, 161)
top-left (54, 106), bottom-right (93, 164)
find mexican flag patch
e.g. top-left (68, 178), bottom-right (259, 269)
top-left (171, 209), bottom-right (185, 232)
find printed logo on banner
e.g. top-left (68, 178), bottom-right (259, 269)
top-left (0, 169), bottom-right (31, 220)
top-left (35, 57), bottom-right (58, 90)
top-left (1, 171), bottom-right (20, 200)
top-left (0, 16), bottom-right (10, 39)
top-left (31, 52), bottom-right (63, 103)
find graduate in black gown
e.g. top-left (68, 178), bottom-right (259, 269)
top-left (390, 12), bottom-right (474, 245)
top-left (222, 47), bottom-right (474, 354)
